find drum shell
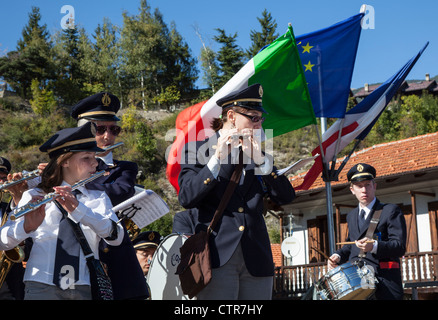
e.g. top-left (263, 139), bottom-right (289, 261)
top-left (316, 262), bottom-right (375, 300)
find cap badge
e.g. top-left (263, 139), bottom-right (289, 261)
top-left (259, 85), bottom-right (263, 98)
top-left (357, 164), bottom-right (364, 172)
top-left (101, 93), bottom-right (111, 107)
top-left (148, 233), bottom-right (155, 241)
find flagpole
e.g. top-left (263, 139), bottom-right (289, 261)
top-left (312, 123), bottom-right (336, 256)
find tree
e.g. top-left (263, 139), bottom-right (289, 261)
top-left (52, 26), bottom-right (88, 104)
top-left (16, 6), bottom-right (50, 51)
top-left (119, 0), bottom-right (163, 109)
top-left (90, 19), bottom-right (121, 95)
top-left (193, 24), bottom-right (220, 93)
top-left (120, 2), bottom-right (197, 109)
top-left (165, 21), bottom-right (198, 100)
top-left (153, 85), bottom-right (181, 110)
top-left (0, 6), bottom-right (54, 98)
top-left (29, 79), bottom-right (57, 115)
top-left (366, 92), bottom-right (438, 145)
top-left (246, 9), bottom-right (279, 59)
top-left (214, 28), bottom-right (244, 88)
top-left (199, 46), bottom-right (219, 93)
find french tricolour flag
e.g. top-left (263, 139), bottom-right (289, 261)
top-left (295, 42), bottom-right (429, 190)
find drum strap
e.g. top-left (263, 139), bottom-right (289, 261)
top-left (359, 209), bottom-right (382, 259)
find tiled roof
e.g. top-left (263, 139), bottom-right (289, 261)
top-left (354, 80), bottom-right (438, 98)
top-left (271, 243), bottom-right (282, 267)
top-left (290, 131), bottom-right (438, 191)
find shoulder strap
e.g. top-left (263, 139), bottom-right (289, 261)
top-left (359, 209), bottom-right (382, 258)
top-left (365, 209), bottom-right (382, 239)
top-left (207, 149), bottom-right (244, 234)
top-left (54, 200), bottom-right (94, 259)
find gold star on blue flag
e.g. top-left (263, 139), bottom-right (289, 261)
top-left (296, 13), bottom-right (363, 118)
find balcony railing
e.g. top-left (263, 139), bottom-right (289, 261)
top-left (273, 251), bottom-right (438, 299)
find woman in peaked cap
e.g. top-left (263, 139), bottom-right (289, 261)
top-left (0, 122), bottom-right (124, 300)
top-left (178, 84), bottom-right (296, 300)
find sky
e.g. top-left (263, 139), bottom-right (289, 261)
top-left (0, 0), bottom-right (436, 90)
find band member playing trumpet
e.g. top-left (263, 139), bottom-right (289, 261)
top-left (0, 123), bottom-right (124, 300)
top-left (0, 157), bottom-right (27, 300)
top-left (70, 92), bottom-right (149, 300)
top-left (178, 84), bottom-right (296, 300)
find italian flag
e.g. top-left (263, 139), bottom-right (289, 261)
top-left (166, 25), bottom-right (317, 192)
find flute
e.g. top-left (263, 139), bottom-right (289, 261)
top-left (96, 142), bottom-right (124, 155)
top-left (10, 170), bottom-right (109, 221)
top-left (0, 169), bottom-right (40, 192)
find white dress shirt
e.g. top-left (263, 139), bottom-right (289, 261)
top-left (97, 151), bottom-right (114, 166)
top-left (0, 182), bottom-right (124, 286)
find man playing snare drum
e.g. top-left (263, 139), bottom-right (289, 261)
top-left (328, 163), bottom-right (407, 300)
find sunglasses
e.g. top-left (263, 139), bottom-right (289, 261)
top-left (95, 125), bottom-right (122, 136)
top-left (235, 111), bottom-right (265, 123)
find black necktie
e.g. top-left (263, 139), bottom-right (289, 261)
top-left (359, 209), bottom-right (366, 230)
top-left (52, 191), bottom-right (81, 289)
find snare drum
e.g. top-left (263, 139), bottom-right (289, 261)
top-left (146, 233), bottom-right (194, 300)
top-left (316, 262), bottom-right (376, 300)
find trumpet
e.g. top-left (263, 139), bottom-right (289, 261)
top-left (10, 170), bottom-right (109, 221)
top-left (0, 212), bottom-right (25, 289)
top-left (96, 142), bottom-right (124, 155)
top-left (0, 169), bottom-right (40, 192)
top-left (0, 246), bottom-right (25, 289)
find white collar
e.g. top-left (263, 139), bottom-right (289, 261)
top-left (97, 151), bottom-right (114, 166)
top-left (359, 197), bottom-right (377, 218)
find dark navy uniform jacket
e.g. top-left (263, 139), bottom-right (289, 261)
top-left (87, 158), bottom-right (149, 300)
top-left (1, 201), bottom-right (25, 300)
top-left (336, 199), bottom-right (407, 300)
top-left (178, 133), bottom-right (295, 277)
top-left (172, 209), bottom-right (199, 235)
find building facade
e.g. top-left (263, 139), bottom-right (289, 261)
top-left (274, 131), bottom-right (438, 299)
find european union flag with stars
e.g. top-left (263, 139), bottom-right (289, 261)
top-left (296, 13), bottom-right (363, 119)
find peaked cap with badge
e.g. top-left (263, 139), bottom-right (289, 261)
top-left (71, 92), bottom-right (121, 122)
top-left (39, 122), bottom-right (105, 159)
top-left (132, 231), bottom-right (162, 250)
top-left (347, 163), bottom-right (377, 182)
top-left (0, 157), bottom-right (11, 174)
top-left (216, 83), bottom-right (268, 114)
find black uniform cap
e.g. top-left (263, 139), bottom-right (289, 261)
top-left (216, 83), bottom-right (268, 114)
top-left (0, 157), bottom-right (11, 174)
top-left (71, 92), bottom-right (120, 122)
top-left (347, 163), bottom-right (377, 182)
top-left (132, 231), bottom-right (162, 250)
top-left (39, 122), bottom-right (105, 159)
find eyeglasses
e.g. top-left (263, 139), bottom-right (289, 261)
top-left (234, 111), bottom-right (265, 123)
top-left (95, 125), bottom-right (122, 136)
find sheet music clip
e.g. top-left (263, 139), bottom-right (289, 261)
top-left (117, 204), bottom-right (141, 222)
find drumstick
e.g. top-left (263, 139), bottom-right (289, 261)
top-left (336, 240), bottom-right (374, 245)
top-left (311, 246), bottom-right (337, 264)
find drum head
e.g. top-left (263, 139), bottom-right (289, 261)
top-left (146, 233), bottom-right (193, 300)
